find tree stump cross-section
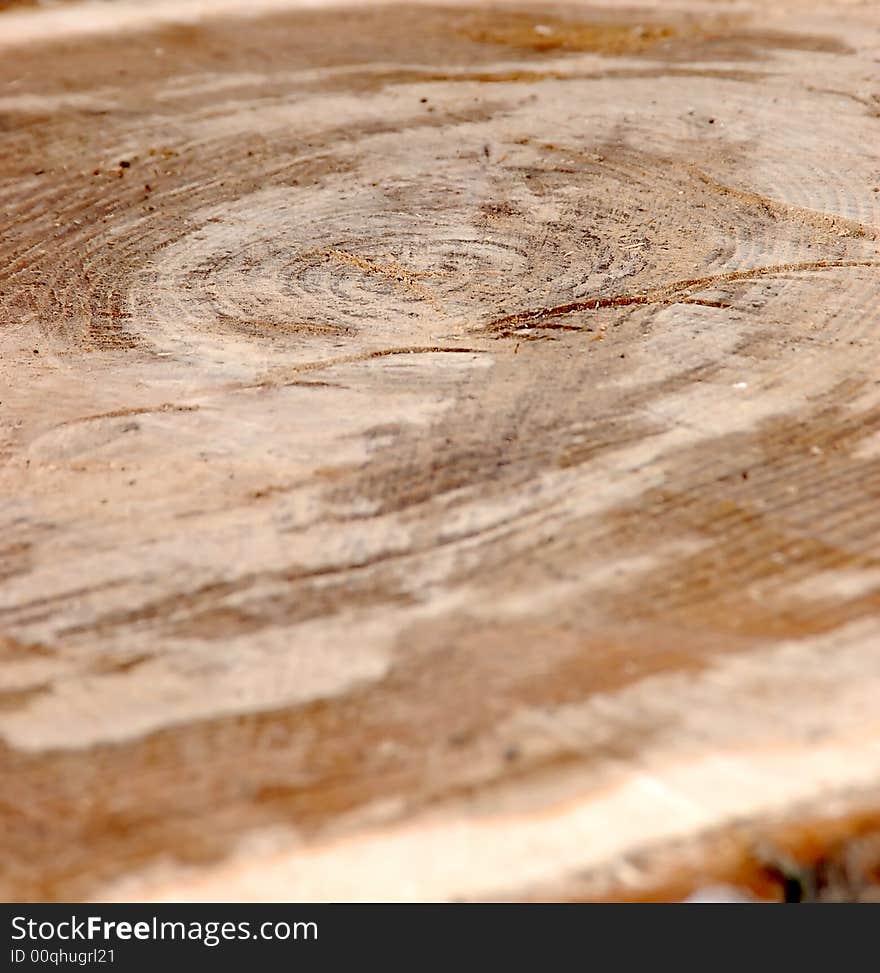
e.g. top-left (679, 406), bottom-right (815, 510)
top-left (1, 0), bottom-right (879, 901)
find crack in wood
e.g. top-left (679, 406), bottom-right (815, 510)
top-left (486, 260), bottom-right (880, 334)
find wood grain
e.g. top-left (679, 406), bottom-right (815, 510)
top-left (1, 0), bottom-right (879, 901)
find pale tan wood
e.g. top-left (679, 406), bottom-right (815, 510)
top-left (1, 0), bottom-right (879, 901)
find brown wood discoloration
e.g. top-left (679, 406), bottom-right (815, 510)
top-left (1, 0), bottom-right (880, 901)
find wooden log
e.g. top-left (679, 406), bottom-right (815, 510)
top-left (1, 0), bottom-right (879, 901)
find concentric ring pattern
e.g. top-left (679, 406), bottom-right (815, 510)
top-left (1, 0), bottom-right (880, 902)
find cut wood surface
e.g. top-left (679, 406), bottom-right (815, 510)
top-left (1, 0), bottom-right (880, 901)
